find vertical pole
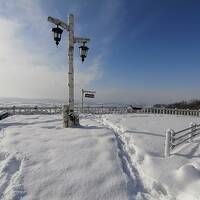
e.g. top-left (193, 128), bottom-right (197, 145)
top-left (63, 105), bottom-right (69, 128)
top-left (68, 14), bottom-right (74, 114)
top-left (189, 122), bottom-right (196, 142)
top-left (82, 89), bottom-right (84, 112)
top-left (65, 14), bottom-right (74, 127)
top-left (165, 129), bottom-right (172, 157)
top-left (62, 14), bottom-right (75, 128)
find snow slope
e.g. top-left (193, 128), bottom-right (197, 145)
top-left (100, 114), bottom-right (200, 200)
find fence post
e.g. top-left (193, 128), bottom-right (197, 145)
top-left (165, 129), bottom-right (172, 157)
top-left (189, 122), bottom-right (196, 142)
top-left (12, 106), bottom-right (16, 115)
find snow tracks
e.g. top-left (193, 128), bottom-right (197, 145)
top-left (0, 152), bottom-right (25, 200)
top-left (0, 126), bottom-right (25, 200)
top-left (97, 115), bottom-right (174, 200)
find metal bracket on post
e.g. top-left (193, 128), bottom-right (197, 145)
top-left (48, 16), bottom-right (69, 30)
top-left (74, 37), bottom-right (90, 44)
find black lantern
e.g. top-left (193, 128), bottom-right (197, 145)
top-left (79, 42), bottom-right (89, 62)
top-left (52, 25), bottom-right (63, 46)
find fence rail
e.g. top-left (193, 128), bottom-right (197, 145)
top-left (77, 106), bottom-right (128, 114)
top-left (0, 106), bottom-right (62, 115)
top-left (165, 123), bottom-right (200, 157)
top-left (0, 106), bottom-right (200, 116)
top-left (139, 107), bottom-right (200, 116)
top-left (0, 106), bottom-right (128, 115)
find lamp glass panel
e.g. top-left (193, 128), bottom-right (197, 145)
top-left (58, 33), bottom-right (61, 39)
top-left (82, 49), bottom-right (86, 57)
top-left (54, 32), bottom-right (58, 38)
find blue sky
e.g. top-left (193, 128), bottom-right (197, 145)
top-left (0, 0), bottom-right (200, 104)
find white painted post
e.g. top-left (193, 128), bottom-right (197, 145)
top-left (189, 122), bottom-right (196, 142)
top-left (63, 105), bottom-right (69, 128)
top-left (165, 129), bottom-right (172, 157)
top-left (67, 14), bottom-right (75, 127)
top-left (81, 89), bottom-right (84, 113)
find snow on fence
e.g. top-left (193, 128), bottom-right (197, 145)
top-left (0, 106), bottom-right (200, 116)
top-left (0, 106), bottom-right (128, 115)
top-left (78, 106), bottom-right (128, 114)
top-left (0, 106), bottom-right (63, 115)
top-left (139, 107), bottom-right (200, 116)
top-left (165, 123), bottom-right (200, 157)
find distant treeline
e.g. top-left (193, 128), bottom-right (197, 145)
top-left (154, 100), bottom-right (200, 110)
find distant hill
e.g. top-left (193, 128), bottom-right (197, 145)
top-left (0, 97), bottom-right (64, 107)
top-left (154, 100), bottom-right (200, 110)
top-left (0, 97), bottom-right (144, 107)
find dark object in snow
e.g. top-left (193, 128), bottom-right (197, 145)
top-left (0, 112), bottom-right (10, 120)
top-left (131, 106), bottom-right (142, 110)
top-left (127, 106), bottom-right (142, 113)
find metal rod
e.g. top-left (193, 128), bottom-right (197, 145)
top-left (174, 124), bottom-right (200, 136)
top-left (172, 132), bottom-right (200, 147)
top-left (174, 130), bottom-right (194, 141)
top-left (173, 126), bottom-right (192, 135)
top-left (81, 89), bottom-right (84, 112)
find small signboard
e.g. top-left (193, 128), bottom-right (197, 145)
top-left (85, 93), bottom-right (95, 98)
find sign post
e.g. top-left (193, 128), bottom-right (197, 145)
top-left (81, 89), bottom-right (96, 112)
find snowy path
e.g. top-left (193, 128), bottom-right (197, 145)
top-left (96, 115), bottom-right (174, 200)
top-left (98, 114), bottom-right (200, 200)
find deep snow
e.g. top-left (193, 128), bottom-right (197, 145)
top-left (0, 113), bottom-right (200, 200)
top-left (100, 114), bottom-right (200, 200)
top-left (0, 115), bottom-right (129, 200)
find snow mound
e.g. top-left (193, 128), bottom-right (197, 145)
top-left (176, 164), bottom-right (200, 182)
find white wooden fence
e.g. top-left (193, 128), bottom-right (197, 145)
top-left (0, 106), bottom-right (128, 115)
top-left (1, 106), bottom-right (200, 116)
top-left (78, 106), bottom-right (128, 114)
top-left (165, 123), bottom-right (200, 157)
top-left (0, 106), bottom-right (62, 115)
top-left (138, 107), bottom-right (200, 116)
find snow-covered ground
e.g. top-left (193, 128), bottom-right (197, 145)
top-left (0, 113), bottom-right (200, 200)
top-left (0, 115), bottom-right (129, 200)
top-left (100, 114), bottom-right (200, 200)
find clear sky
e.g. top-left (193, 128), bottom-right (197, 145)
top-left (0, 0), bottom-right (200, 105)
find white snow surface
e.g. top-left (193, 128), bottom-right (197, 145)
top-left (100, 114), bottom-right (200, 200)
top-left (0, 113), bottom-right (200, 200)
top-left (0, 115), bottom-right (128, 200)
